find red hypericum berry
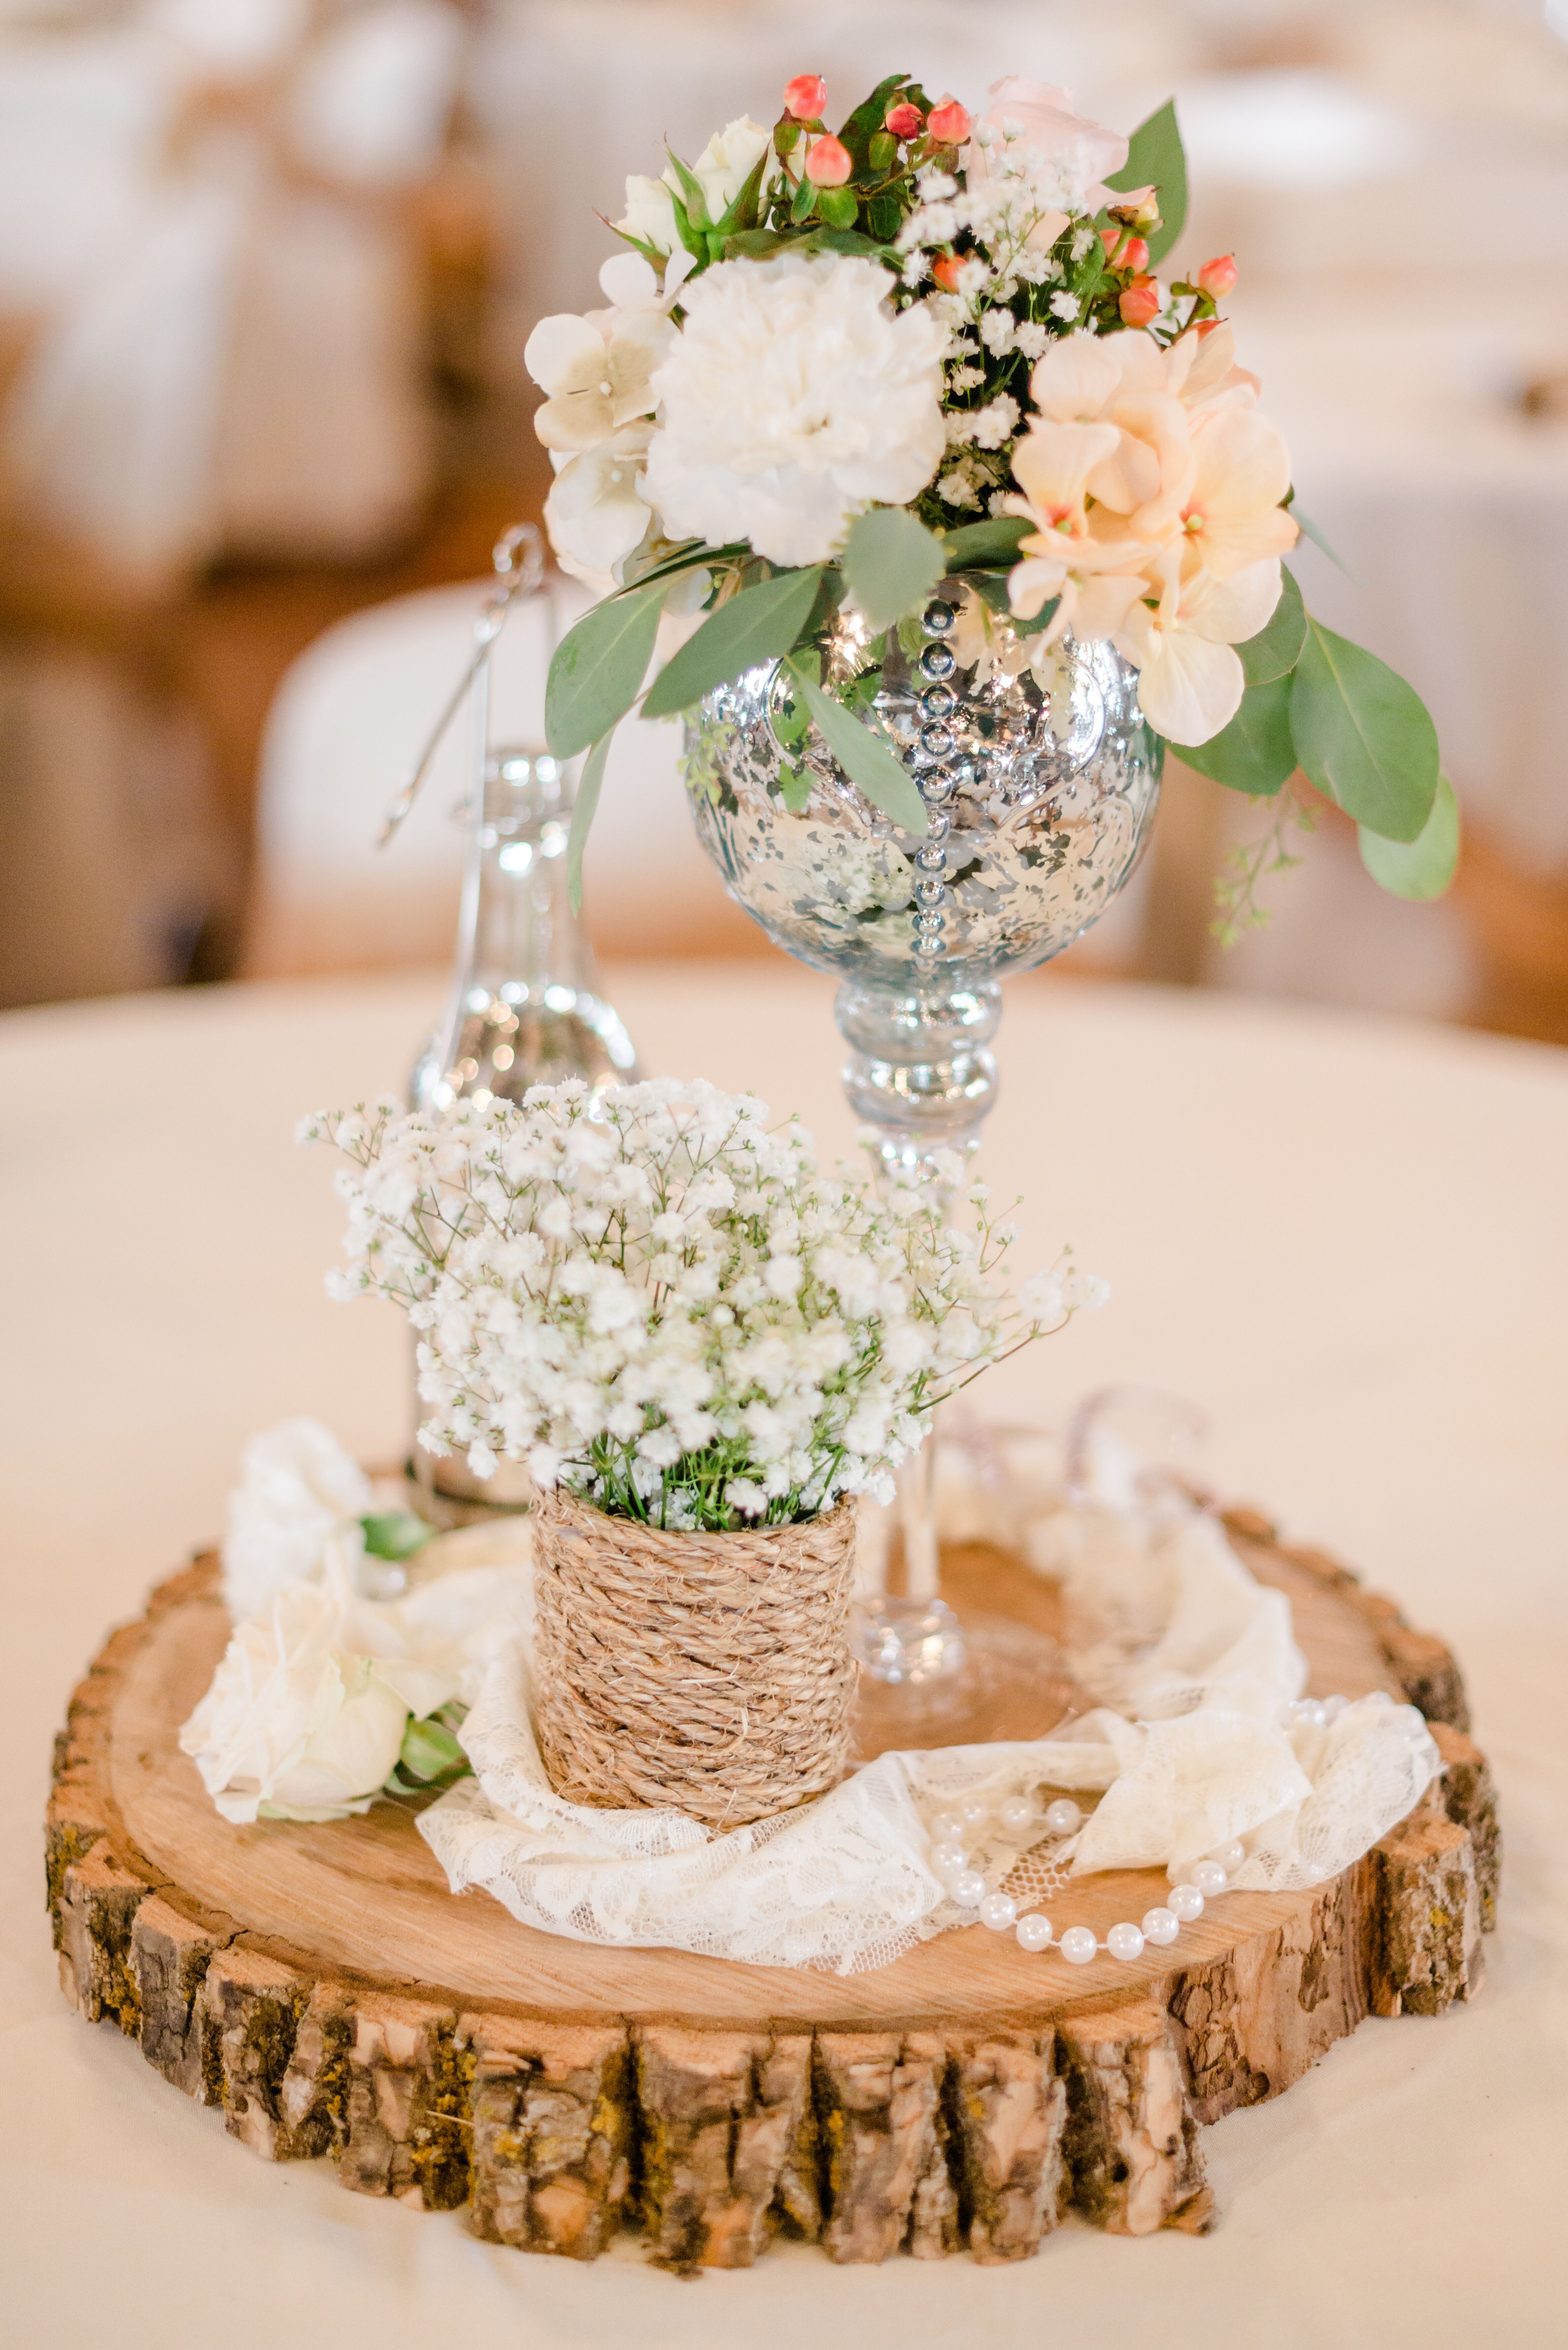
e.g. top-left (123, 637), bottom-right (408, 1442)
top-left (1121, 236), bottom-right (1150, 273)
top-left (1197, 252), bottom-right (1238, 298)
top-left (804, 132), bottom-right (852, 187)
top-left (932, 253), bottom-right (964, 290)
top-left (926, 98), bottom-right (971, 146)
top-left (1119, 274), bottom-right (1162, 328)
top-left (784, 74), bottom-right (827, 122)
top-left (885, 99), bottom-right (923, 140)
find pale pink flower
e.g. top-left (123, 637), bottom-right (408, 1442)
top-left (1114, 555), bottom-right (1284, 744)
top-left (964, 75), bottom-right (1128, 235)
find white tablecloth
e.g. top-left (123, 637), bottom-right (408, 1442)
top-left (2, 967), bottom-right (1564, 2345)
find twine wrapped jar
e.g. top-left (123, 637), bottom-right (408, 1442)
top-left (530, 1485), bottom-right (859, 1827)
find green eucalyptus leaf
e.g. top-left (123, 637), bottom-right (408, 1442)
top-left (942, 515), bottom-right (1032, 569)
top-left (1237, 565), bottom-right (1307, 686)
top-left (843, 509), bottom-right (947, 632)
top-left (1290, 620), bottom-right (1440, 842)
top-left (784, 657), bottom-right (928, 834)
top-left (1359, 771), bottom-right (1460, 900)
top-left (642, 567), bottom-right (824, 719)
top-left (1290, 501), bottom-right (1355, 578)
top-left (359, 1510), bottom-right (434, 1562)
top-left (620, 538), bottom-right (744, 591)
top-left (1105, 99), bottom-right (1187, 266)
top-left (566, 729), bottom-right (615, 915)
top-left (545, 578), bottom-right (668, 757)
top-left (397, 1714), bottom-right (469, 1784)
top-left (1176, 673), bottom-right (1297, 795)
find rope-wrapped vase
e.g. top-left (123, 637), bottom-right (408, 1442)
top-left (530, 1485), bottom-right (859, 1827)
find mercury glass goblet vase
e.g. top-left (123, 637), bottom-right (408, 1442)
top-left (683, 581), bottom-right (1163, 1742)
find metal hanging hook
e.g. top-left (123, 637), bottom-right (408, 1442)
top-left (375, 522), bottom-right (548, 849)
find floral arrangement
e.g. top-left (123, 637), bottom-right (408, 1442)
top-left (526, 70), bottom-right (1454, 918)
top-left (305, 1077), bottom-right (1102, 1531)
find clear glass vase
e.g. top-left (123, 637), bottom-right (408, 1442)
top-left (684, 581), bottom-right (1163, 1735)
top-left (409, 736), bottom-right (639, 1511)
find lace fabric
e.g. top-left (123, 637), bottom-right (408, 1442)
top-left (418, 1494), bottom-right (1443, 1974)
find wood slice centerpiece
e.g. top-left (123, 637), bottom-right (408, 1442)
top-left (46, 1505), bottom-right (1498, 2272)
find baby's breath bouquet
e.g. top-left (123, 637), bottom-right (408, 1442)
top-left (306, 1078), bottom-right (1099, 1534)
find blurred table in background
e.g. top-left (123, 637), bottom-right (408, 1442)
top-left (5, 0), bottom-right (1568, 1035)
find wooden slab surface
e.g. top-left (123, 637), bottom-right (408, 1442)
top-left (46, 1505), bottom-right (1497, 2269)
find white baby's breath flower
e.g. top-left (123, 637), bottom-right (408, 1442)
top-left (311, 1081), bottom-right (1091, 1535)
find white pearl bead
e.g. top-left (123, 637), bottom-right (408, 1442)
top-left (1168, 1883), bottom-right (1205, 1922)
top-left (1322, 1695), bottom-right (1347, 1723)
top-left (951, 1869), bottom-right (985, 1906)
top-left (1142, 1905), bottom-right (1180, 1946)
top-left (1191, 1858), bottom-right (1229, 1897)
top-left (1058, 1925), bottom-right (1098, 1965)
top-left (1043, 1798), bottom-right (1083, 1837)
top-left (960, 1798), bottom-right (989, 1828)
top-left (979, 1892), bottom-right (1017, 1931)
top-left (931, 1811), bottom-right (965, 1842)
top-left (1015, 1913), bottom-right (1053, 1952)
top-left (999, 1794), bottom-right (1036, 1834)
top-left (1106, 1921), bottom-right (1145, 1962)
top-left (931, 1841), bottom-right (967, 1874)
top-left (1209, 1840), bottom-right (1246, 1872)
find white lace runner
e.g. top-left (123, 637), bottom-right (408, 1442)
top-left (418, 1495), bottom-right (1442, 1975)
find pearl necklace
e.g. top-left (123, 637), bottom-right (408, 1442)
top-left (929, 1795), bottom-right (1244, 1965)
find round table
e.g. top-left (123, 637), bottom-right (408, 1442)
top-left (4, 966), bottom-right (1564, 2346)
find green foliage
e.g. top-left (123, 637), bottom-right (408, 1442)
top-left (1178, 673), bottom-right (1297, 796)
top-left (1105, 100), bottom-right (1187, 265)
top-left (941, 516), bottom-right (1033, 569)
top-left (842, 509), bottom-right (947, 631)
top-left (1211, 789), bottom-right (1317, 946)
top-left (622, 538), bottom-right (745, 591)
top-left (1290, 619), bottom-right (1439, 842)
top-left (1359, 772), bottom-right (1460, 899)
top-left (387, 1704), bottom-right (472, 1794)
top-left (1237, 565), bottom-right (1307, 685)
top-left (566, 730), bottom-right (614, 915)
top-left (783, 656), bottom-right (928, 833)
top-left (359, 1510), bottom-right (433, 1561)
top-left (1289, 501), bottom-right (1354, 577)
top-left (545, 578), bottom-right (668, 758)
top-left (642, 567), bottom-right (824, 718)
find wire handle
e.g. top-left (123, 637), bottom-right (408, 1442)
top-left (376, 523), bottom-right (547, 848)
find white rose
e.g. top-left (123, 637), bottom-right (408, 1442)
top-left (616, 172), bottom-right (679, 256)
top-left (684, 115), bottom-right (774, 225)
top-left (221, 1417), bottom-right (371, 1622)
top-left (644, 252), bottom-right (948, 566)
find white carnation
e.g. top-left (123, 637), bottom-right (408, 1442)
top-left (644, 252), bottom-right (948, 565)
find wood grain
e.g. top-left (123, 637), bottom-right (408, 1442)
top-left (46, 1510), bottom-right (1496, 2267)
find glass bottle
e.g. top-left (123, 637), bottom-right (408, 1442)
top-left (408, 738), bottom-right (639, 1510)
top-left (409, 741), bottom-right (638, 1117)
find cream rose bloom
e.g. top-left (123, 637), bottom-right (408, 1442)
top-left (221, 1417), bottom-right (371, 1622)
top-left (644, 252), bottom-right (947, 566)
top-left (616, 116), bottom-right (776, 254)
top-left (182, 1542), bottom-right (531, 1824)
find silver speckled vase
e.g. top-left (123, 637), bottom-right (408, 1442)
top-left (684, 578), bottom-right (1163, 1712)
top-left (683, 580), bottom-right (1162, 1184)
